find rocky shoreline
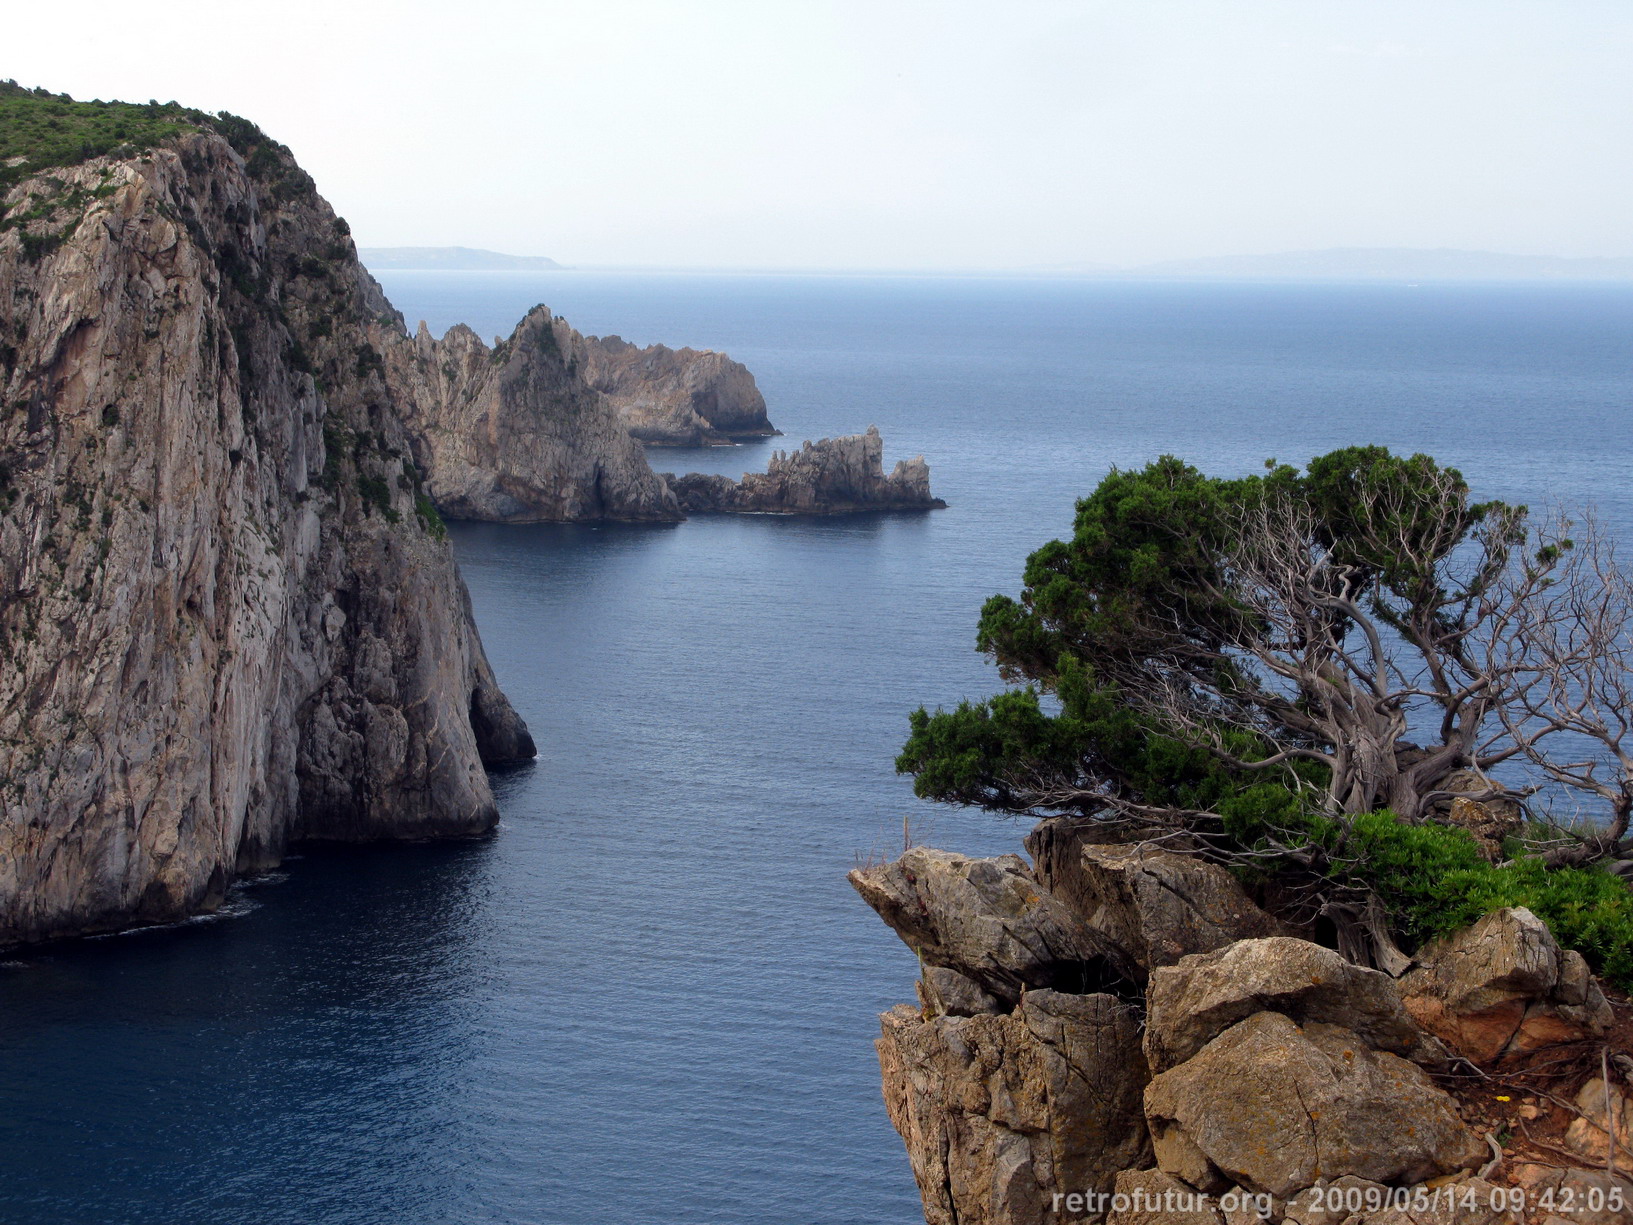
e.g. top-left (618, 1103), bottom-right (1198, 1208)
top-left (852, 822), bottom-right (1632, 1225)
top-left (0, 94), bottom-right (949, 946)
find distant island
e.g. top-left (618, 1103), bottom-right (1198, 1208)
top-left (357, 245), bottom-right (563, 270)
top-left (1120, 246), bottom-right (1633, 282)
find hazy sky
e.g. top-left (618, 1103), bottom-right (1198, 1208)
top-left (10, 1), bottom-right (1632, 270)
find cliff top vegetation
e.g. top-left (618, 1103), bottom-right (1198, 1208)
top-left (0, 81), bottom-right (206, 189)
top-left (0, 81), bottom-right (310, 207)
top-left (900, 446), bottom-right (1633, 986)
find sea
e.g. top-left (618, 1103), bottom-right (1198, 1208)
top-left (2, 273), bottom-right (1631, 1225)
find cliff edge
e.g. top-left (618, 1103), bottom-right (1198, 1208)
top-left (852, 824), bottom-right (1631, 1224)
top-left (0, 93), bottom-right (533, 944)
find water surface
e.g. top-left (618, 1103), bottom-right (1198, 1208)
top-left (3, 273), bottom-right (1630, 1224)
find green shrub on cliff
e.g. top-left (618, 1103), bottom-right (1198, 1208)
top-left (899, 446), bottom-right (1633, 984)
top-left (0, 82), bottom-right (314, 205)
top-left (0, 82), bottom-right (200, 190)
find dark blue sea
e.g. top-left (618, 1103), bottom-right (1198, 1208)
top-left (3, 273), bottom-right (1631, 1225)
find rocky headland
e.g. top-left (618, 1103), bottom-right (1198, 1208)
top-left (665, 425), bottom-right (946, 514)
top-left (0, 98), bottom-right (533, 944)
top-left (853, 822), bottom-right (1632, 1225)
top-left (391, 310), bottom-right (682, 523)
top-left (579, 333), bottom-right (778, 446)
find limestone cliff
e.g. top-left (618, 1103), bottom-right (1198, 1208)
top-left (665, 426), bottom-right (945, 514)
top-left (390, 310), bottom-right (681, 523)
top-left (579, 333), bottom-right (777, 446)
top-left (0, 112), bottom-right (532, 945)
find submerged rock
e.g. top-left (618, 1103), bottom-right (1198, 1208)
top-left (579, 333), bottom-right (777, 445)
top-left (665, 425), bottom-right (945, 514)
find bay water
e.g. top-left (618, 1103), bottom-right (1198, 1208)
top-left (2, 273), bottom-right (1630, 1224)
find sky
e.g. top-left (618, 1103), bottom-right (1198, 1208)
top-left (7, 0), bottom-right (1632, 271)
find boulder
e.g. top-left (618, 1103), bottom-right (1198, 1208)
top-left (1143, 1012), bottom-right (1486, 1198)
top-left (1104, 1168), bottom-right (1224, 1225)
top-left (1025, 820), bottom-right (1281, 977)
top-left (849, 848), bottom-right (1140, 1003)
top-left (918, 966), bottom-right (1004, 1018)
top-left (1510, 1163), bottom-right (1633, 1225)
top-left (1562, 1077), bottom-right (1632, 1167)
top-left (1143, 937), bottom-right (1443, 1073)
top-left (877, 990), bottom-right (1151, 1225)
top-left (1399, 908), bottom-right (1613, 1063)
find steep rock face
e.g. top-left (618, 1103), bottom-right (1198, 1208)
top-left (857, 840), bottom-right (1626, 1225)
top-left (1025, 824), bottom-right (1283, 979)
top-left (666, 425), bottom-right (945, 514)
top-left (0, 124), bottom-right (532, 944)
top-left (579, 333), bottom-right (776, 445)
top-left (390, 310), bottom-right (681, 523)
top-left (878, 990), bottom-right (1151, 1225)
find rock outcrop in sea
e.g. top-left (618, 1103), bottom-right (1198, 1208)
top-left (0, 116), bottom-right (533, 944)
top-left (853, 819), bottom-right (1630, 1224)
top-left (580, 333), bottom-right (777, 446)
top-left (665, 426), bottom-right (945, 514)
top-left (392, 311), bottom-right (682, 522)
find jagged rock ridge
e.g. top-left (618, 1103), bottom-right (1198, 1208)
top-left (392, 311), bottom-right (681, 523)
top-left (0, 117), bottom-right (533, 944)
top-left (579, 333), bottom-right (777, 446)
top-left (665, 425), bottom-right (945, 514)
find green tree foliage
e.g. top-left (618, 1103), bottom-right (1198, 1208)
top-left (899, 447), bottom-right (1633, 983)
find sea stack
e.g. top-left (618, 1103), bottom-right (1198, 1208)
top-left (665, 426), bottom-right (946, 514)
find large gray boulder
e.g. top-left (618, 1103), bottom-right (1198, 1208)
top-left (1026, 820), bottom-right (1281, 977)
top-left (1399, 908), bottom-right (1613, 1063)
top-left (878, 990), bottom-right (1151, 1225)
top-left (849, 847), bottom-right (1140, 1003)
top-left (1144, 1011), bottom-right (1486, 1199)
top-left (1144, 937), bottom-right (1443, 1072)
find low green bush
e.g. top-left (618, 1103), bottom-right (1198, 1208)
top-left (1254, 808), bottom-right (1633, 991)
